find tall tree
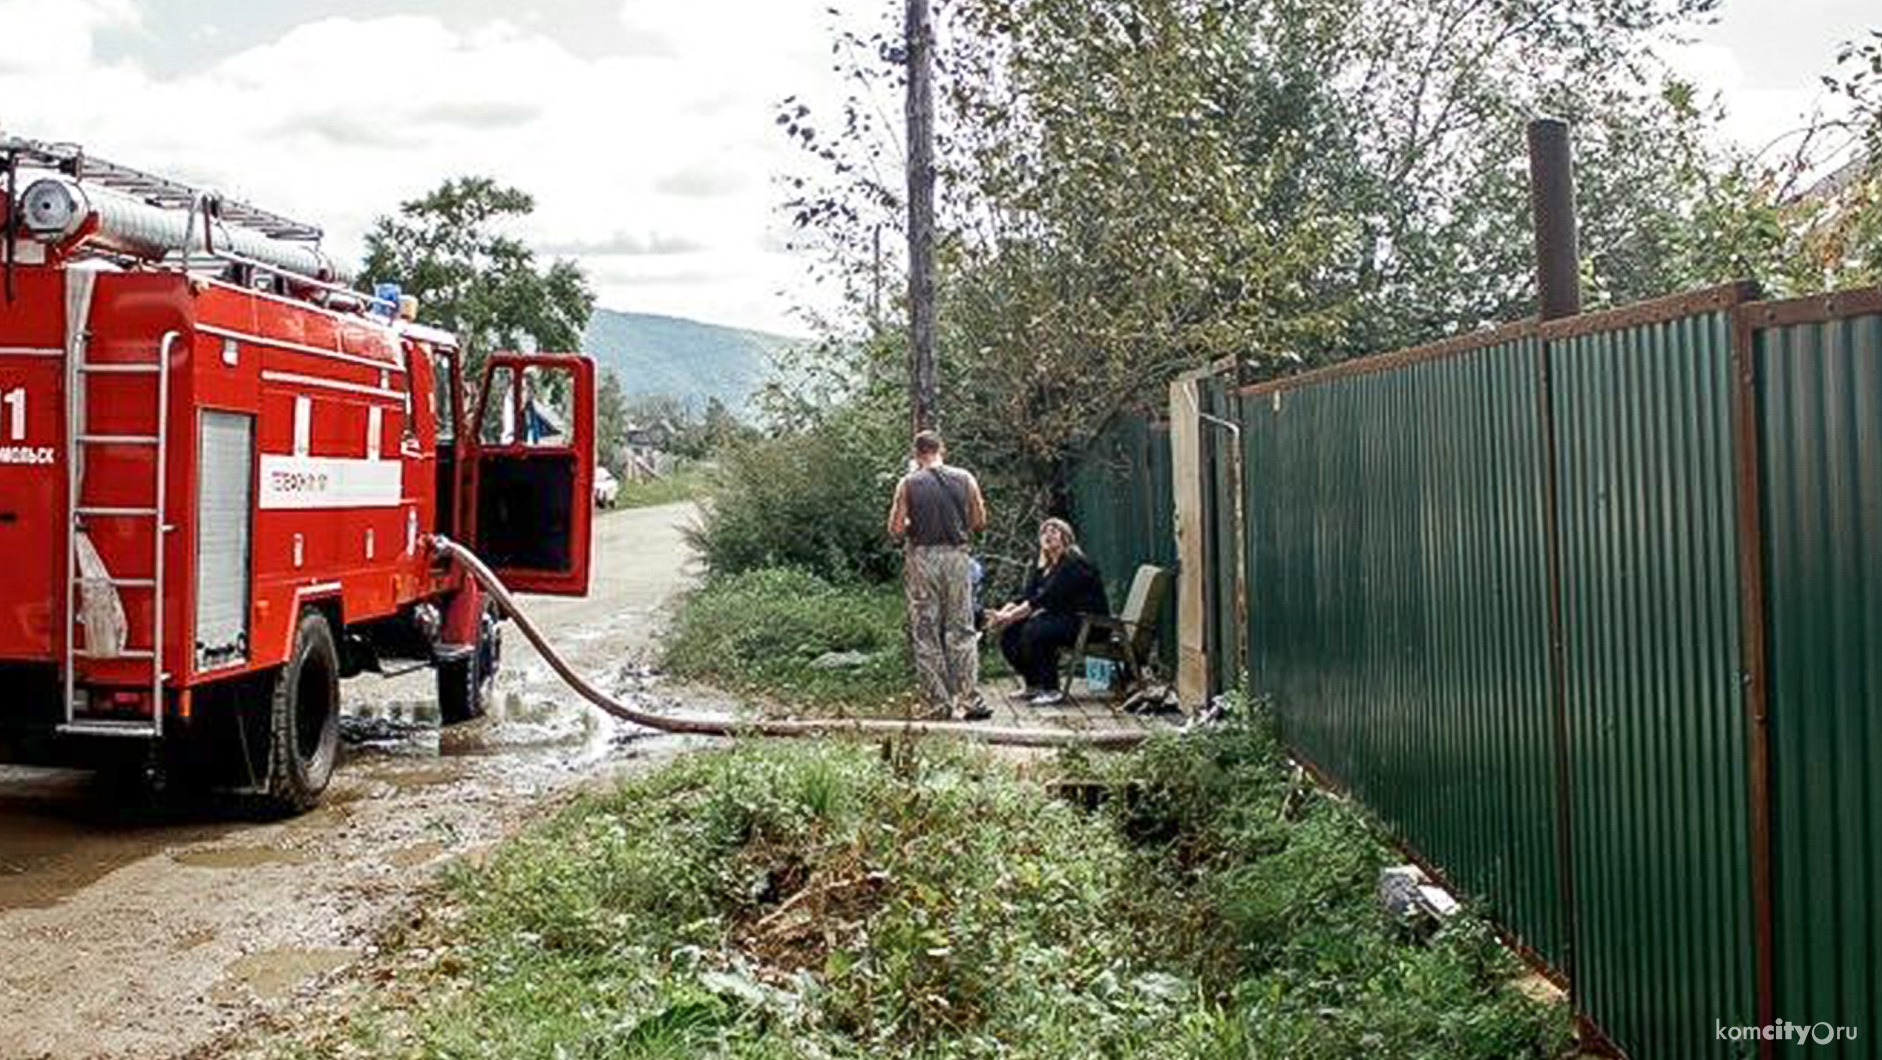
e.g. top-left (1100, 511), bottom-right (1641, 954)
top-left (360, 177), bottom-right (595, 377)
top-left (775, 0), bottom-right (1741, 544)
top-left (596, 369), bottom-right (628, 476)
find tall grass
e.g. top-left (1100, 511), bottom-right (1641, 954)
top-left (609, 461), bottom-right (712, 509)
top-left (662, 567), bottom-right (916, 712)
top-left (254, 715), bottom-right (1571, 1060)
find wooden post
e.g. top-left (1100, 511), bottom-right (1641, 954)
top-left (871, 223), bottom-right (884, 334)
top-left (905, 0), bottom-right (938, 432)
top-left (1169, 374), bottom-right (1209, 710)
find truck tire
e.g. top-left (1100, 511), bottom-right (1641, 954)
top-left (263, 610), bottom-right (341, 813)
top-left (438, 603), bottom-right (500, 726)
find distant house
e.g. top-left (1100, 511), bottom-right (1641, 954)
top-left (618, 418), bottom-right (678, 482)
top-left (623, 418), bottom-right (677, 450)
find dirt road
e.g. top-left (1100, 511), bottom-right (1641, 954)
top-left (0, 502), bottom-right (711, 1060)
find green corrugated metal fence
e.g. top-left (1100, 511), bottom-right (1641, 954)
top-left (1066, 280), bottom-right (1882, 1056)
top-left (1066, 414), bottom-right (1178, 672)
top-left (1242, 333), bottom-right (1568, 970)
top-left (1756, 294), bottom-right (1882, 1043)
top-left (1548, 299), bottom-right (1757, 1055)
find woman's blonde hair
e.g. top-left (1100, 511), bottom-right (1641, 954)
top-left (1036, 517), bottom-right (1084, 569)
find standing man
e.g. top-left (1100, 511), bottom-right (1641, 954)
top-left (887, 430), bottom-right (991, 721)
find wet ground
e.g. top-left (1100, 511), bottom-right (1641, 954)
top-left (0, 503), bottom-right (714, 1060)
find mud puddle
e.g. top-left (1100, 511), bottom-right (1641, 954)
top-left (386, 839), bottom-right (447, 868)
top-left (0, 685), bottom-right (633, 913)
top-left (211, 946), bottom-right (360, 1002)
top-left (171, 847), bottom-right (313, 870)
top-left (0, 767), bottom-right (240, 911)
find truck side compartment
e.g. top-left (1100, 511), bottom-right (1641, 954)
top-left (0, 267), bottom-right (66, 667)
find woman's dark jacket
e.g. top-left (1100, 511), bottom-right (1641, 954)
top-left (1020, 554), bottom-right (1109, 618)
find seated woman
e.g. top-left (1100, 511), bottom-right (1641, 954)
top-left (987, 518), bottom-right (1109, 706)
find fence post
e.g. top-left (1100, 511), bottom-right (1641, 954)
top-left (1527, 115), bottom-right (1583, 1033)
top-left (1730, 299), bottom-right (1777, 1058)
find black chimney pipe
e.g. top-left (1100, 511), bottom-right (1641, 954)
top-left (1526, 118), bottom-right (1582, 321)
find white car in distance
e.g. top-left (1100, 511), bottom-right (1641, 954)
top-left (594, 466), bottom-right (621, 509)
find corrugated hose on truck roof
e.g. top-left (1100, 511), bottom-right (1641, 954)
top-left (428, 535), bottom-right (1157, 750)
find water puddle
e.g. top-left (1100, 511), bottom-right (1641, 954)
top-left (0, 767), bottom-right (237, 912)
top-left (0, 660), bottom-right (670, 912)
top-left (339, 710), bottom-right (439, 758)
top-left (369, 763), bottom-right (460, 791)
top-left (172, 847), bottom-right (313, 870)
top-left (212, 946), bottom-right (359, 1001)
top-left (386, 840), bottom-right (446, 869)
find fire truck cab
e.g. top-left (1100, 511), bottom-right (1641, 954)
top-left (0, 138), bottom-right (596, 810)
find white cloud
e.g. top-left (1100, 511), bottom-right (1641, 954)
top-left (0, 0), bottom-right (138, 74)
top-left (1661, 0), bottom-right (1874, 160)
top-left (1662, 40), bottom-right (1827, 156)
top-left (0, 3), bottom-right (860, 333)
top-left (27, 1), bottom-right (1861, 333)
top-left (539, 230), bottom-right (706, 256)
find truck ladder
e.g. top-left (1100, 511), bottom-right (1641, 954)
top-left (60, 330), bottom-right (178, 739)
top-left (2, 136), bottom-right (325, 243)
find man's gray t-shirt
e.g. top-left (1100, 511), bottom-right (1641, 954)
top-left (903, 466), bottom-right (975, 547)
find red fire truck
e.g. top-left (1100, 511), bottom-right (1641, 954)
top-left (0, 138), bottom-right (595, 810)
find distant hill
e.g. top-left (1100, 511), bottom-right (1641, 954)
top-left (582, 309), bottom-right (798, 413)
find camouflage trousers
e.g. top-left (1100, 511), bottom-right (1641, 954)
top-left (904, 545), bottom-right (979, 716)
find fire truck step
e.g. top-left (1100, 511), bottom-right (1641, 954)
top-left (78, 363), bottom-right (161, 374)
top-left (76, 506), bottom-right (160, 518)
top-left (57, 719), bottom-right (160, 739)
top-left (77, 433), bottom-right (161, 445)
top-left (73, 649), bottom-right (158, 660)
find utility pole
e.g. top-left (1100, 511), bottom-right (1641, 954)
top-left (871, 223), bottom-right (883, 334)
top-left (904, 0), bottom-right (938, 433)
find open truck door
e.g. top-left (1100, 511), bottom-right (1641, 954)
top-left (463, 353), bottom-right (595, 596)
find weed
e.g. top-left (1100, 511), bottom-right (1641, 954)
top-left (661, 568), bottom-right (913, 713)
top-left (255, 719), bottom-right (1571, 1060)
top-left (662, 566), bottom-right (1015, 715)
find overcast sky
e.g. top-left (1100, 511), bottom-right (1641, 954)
top-left (1669, 0), bottom-right (1877, 162)
top-left (0, 1), bottom-right (1875, 335)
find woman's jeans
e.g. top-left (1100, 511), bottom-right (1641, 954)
top-left (1000, 612), bottom-right (1083, 692)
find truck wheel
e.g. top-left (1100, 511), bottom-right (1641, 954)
top-left (438, 604), bottom-right (500, 726)
top-left (262, 610), bottom-right (341, 813)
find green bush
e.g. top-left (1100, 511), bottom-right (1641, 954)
top-left (688, 406), bottom-right (904, 583)
top-left (663, 568), bottom-right (914, 710)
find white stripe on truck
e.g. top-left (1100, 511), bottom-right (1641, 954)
top-left (258, 454), bottom-right (403, 510)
